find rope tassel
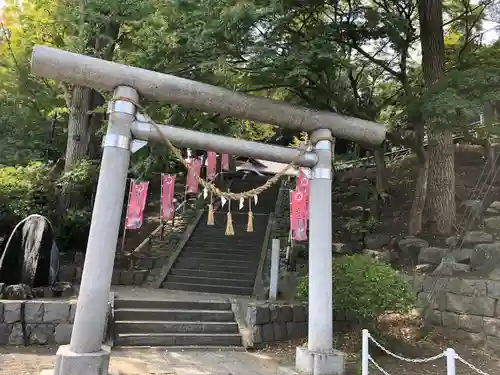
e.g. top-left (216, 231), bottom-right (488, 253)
top-left (225, 212), bottom-right (235, 236)
top-left (247, 198), bottom-right (254, 232)
top-left (207, 204), bottom-right (214, 225)
top-left (247, 211), bottom-right (254, 232)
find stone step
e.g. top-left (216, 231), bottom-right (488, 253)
top-left (179, 250), bottom-right (261, 260)
top-left (175, 257), bottom-right (256, 268)
top-left (183, 241), bottom-right (262, 249)
top-left (187, 235), bottom-right (265, 244)
top-left (192, 223), bottom-right (268, 232)
top-left (114, 299), bottom-right (232, 311)
top-left (115, 320), bottom-right (239, 334)
top-left (171, 262), bottom-right (256, 273)
top-left (116, 332), bottom-right (242, 347)
top-left (181, 246), bottom-right (262, 255)
top-left (171, 268), bottom-right (255, 281)
top-left (114, 308), bottom-right (235, 322)
top-left (116, 345), bottom-right (245, 351)
top-left (166, 275), bottom-right (254, 288)
top-left (162, 281), bottom-right (253, 295)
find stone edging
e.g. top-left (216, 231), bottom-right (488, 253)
top-left (151, 209), bottom-right (205, 288)
top-left (406, 273), bottom-right (500, 350)
top-left (0, 296), bottom-right (112, 346)
top-left (231, 299), bottom-right (308, 349)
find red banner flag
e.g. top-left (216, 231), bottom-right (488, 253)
top-left (206, 151), bottom-right (217, 181)
top-left (125, 181), bottom-right (149, 230)
top-left (291, 190), bottom-right (308, 241)
top-left (221, 153), bottom-right (230, 171)
top-left (296, 169), bottom-right (310, 221)
top-left (161, 174), bottom-right (176, 221)
top-left (186, 157), bottom-right (202, 194)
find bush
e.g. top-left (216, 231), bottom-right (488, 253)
top-left (296, 254), bottom-right (415, 323)
top-left (0, 162), bottom-right (55, 219)
top-left (57, 208), bottom-right (92, 251)
top-left (0, 160), bottom-right (97, 252)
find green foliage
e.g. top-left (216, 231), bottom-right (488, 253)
top-left (0, 160), bottom-right (96, 251)
top-left (344, 216), bottom-right (380, 235)
top-left (54, 159), bottom-right (98, 250)
top-left (56, 158), bottom-right (99, 198)
top-left (296, 254), bottom-right (416, 323)
top-left (0, 162), bottom-right (54, 217)
top-left (57, 208), bottom-right (93, 251)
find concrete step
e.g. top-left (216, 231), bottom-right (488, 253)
top-left (162, 281), bottom-right (253, 295)
top-left (114, 299), bottom-right (231, 311)
top-left (166, 275), bottom-right (254, 288)
top-left (172, 262), bottom-right (256, 273)
top-left (188, 233), bottom-right (264, 239)
top-left (176, 257), bottom-right (256, 268)
top-left (116, 332), bottom-right (242, 347)
top-left (187, 236), bottom-right (265, 245)
top-left (181, 246), bottom-right (262, 254)
top-left (182, 243), bottom-right (261, 251)
top-left (171, 268), bottom-right (255, 281)
top-left (117, 345), bottom-right (245, 351)
top-left (178, 250), bottom-right (260, 261)
top-left (114, 308), bottom-right (235, 322)
top-left (115, 320), bottom-right (239, 334)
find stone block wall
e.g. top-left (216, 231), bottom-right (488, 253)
top-left (0, 300), bottom-right (110, 346)
top-left (409, 274), bottom-right (500, 349)
top-left (244, 302), bottom-right (308, 348)
top-left (58, 253), bottom-right (166, 286)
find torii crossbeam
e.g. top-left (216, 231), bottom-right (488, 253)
top-left (30, 45), bottom-right (386, 375)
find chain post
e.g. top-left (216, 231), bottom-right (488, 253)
top-left (446, 348), bottom-right (456, 375)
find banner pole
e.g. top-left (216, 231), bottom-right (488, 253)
top-left (121, 179), bottom-right (132, 251)
top-left (160, 174), bottom-right (165, 240)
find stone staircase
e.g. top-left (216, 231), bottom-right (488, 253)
top-left (114, 298), bottom-right (241, 347)
top-left (160, 175), bottom-right (279, 296)
top-left (162, 211), bottom-right (268, 295)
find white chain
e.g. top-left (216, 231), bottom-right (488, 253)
top-left (456, 355), bottom-right (491, 375)
top-left (369, 356), bottom-right (392, 375)
top-left (368, 334), bottom-right (446, 363)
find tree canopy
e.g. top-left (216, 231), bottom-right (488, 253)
top-left (1, 0), bottom-right (500, 236)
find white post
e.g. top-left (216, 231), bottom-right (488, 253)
top-left (361, 329), bottom-right (369, 375)
top-left (446, 348), bottom-right (456, 375)
top-left (70, 86), bottom-right (138, 353)
top-left (308, 128), bottom-right (333, 351)
top-left (269, 238), bottom-right (280, 301)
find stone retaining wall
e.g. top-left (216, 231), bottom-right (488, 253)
top-left (243, 301), bottom-right (308, 348)
top-left (0, 299), bottom-right (110, 345)
top-left (409, 274), bottom-right (500, 349)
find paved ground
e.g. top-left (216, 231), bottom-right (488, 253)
top-left (0, 346), bottom-right (288, 375)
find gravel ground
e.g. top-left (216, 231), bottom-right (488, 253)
top-left (0, 340), bottom-right (497, 375)
top-left (1, 315), bottom-right (498, 375)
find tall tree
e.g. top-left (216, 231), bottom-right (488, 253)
top-left (419, 0), bottom-right (455, 234)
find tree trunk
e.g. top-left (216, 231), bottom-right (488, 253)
top-left (64, 86), bottom-right (92, 172)
top-left (60, 21), bottom-right (121, 211)
top-left (424, 130), bottom-right (455, 233)
top-left (419, 0), bottom-right (455, 234)
top-left (374, 146), bottom-right (386, 194)
top-left (409, 146), bottom-right (428, 236)
top-left (87, 91), bottom-right (106, 160)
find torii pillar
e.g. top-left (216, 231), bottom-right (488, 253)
top-left (30, 46), bottom-right (386, 375)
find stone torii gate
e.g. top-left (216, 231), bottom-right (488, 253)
top-left (31, 45), bottom-right (386, 375)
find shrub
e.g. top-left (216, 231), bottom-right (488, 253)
top-left (0, 160), bottom-right (97, 252)
top-left (57, 208), bottom-right (92, 251)
top-left (0, 162), bottom-right (54, 218)
top-left (296, 254), bottom-right (415, 323)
